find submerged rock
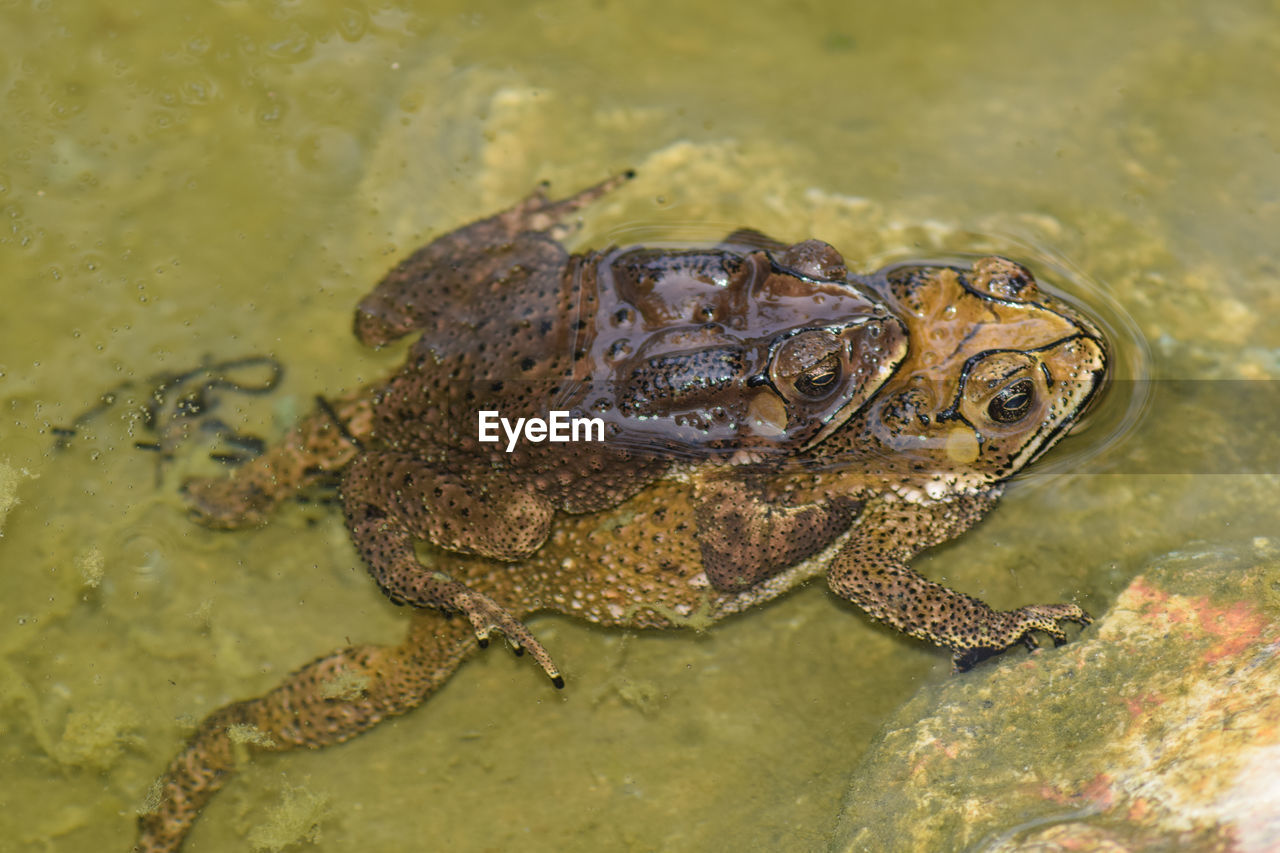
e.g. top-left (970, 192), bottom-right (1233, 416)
top-left (832, 539), bottom-right (1280, 853)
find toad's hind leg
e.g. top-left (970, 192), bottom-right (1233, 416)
top-left (135, 611), bottom-right (477, 853)
top-left (354, 171), bottom-right (635, 346)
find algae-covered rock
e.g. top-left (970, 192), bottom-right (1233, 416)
top-left (0, 460), bottom-right (36, 537)
top-left (243, 783), bottom-right (332, 852)
top-left (833, 539), bottom-right (1280, 853)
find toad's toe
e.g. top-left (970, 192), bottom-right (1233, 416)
top-left (454, 589), bottom-right (564, 688)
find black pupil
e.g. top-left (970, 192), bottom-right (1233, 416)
top-left (796, 358), bottom-right (839, 398)
top-left (989, 378), bottom-right (1034, 423)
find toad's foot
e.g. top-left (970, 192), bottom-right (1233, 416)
top-left (950, 603), bottom-right (1092, 672)
top-left (453, 585), bottom-right (565, 688)
top-left (181, 475), bottom-right (277, 529)
top-left (181, 393), bottom-right (371, 529)
top-left (515, 170), bottom-right (637, 240)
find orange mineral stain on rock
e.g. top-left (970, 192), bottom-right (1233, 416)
top-left (1123, 691), bottom-right (1166, 720)
top-left (1126, 797), bottom-right (1152, 822)
top-left (1118, 575), bottom-right (1269, 665)
top-left (1198, 600), bottom-right (1269, 663)
top-left (1080, 772), bottom-right (1116, 809)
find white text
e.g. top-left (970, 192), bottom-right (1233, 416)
top-left (477, 410), bottom-right (605, 452)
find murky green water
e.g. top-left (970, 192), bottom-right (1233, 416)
top-left (2, 1), bottom-right (1277, 850)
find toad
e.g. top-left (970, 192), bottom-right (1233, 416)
top-left (136, 174), bottom-right (1108, 851)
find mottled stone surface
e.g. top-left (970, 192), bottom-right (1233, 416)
top-left (833, 538), bottom-right (1280, 853)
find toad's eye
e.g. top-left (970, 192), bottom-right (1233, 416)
top-left (794, 354), bottom-right (841, 399)
top-left (988, 378), bottom-right (1034, 424)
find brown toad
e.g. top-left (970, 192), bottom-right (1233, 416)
top-left (137, 175), bottom-right (1108, 851)
top-left (184, 172), bottom-right (908, 682)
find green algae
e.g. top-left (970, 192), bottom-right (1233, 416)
top-left (0, 461), bottom-right (35, 537)
top-left (244, 783), bottom-right (333, 852)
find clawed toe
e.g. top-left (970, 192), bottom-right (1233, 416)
top-left (456, 590), bottom-right (564, 688)
top-left (1015, 603), bottom-right (1089, 651)
top-left (524, 170), bottom-right (636, 239)
top-left (953, 602), bottom-right (1092, 671)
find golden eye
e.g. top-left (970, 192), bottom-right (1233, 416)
top-left (794, 354), bottom-right (841, 399)
top-left (987, 378), bottom-right (1034, 424)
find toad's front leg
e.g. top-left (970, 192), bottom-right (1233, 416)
top-left (825, 493), bottom-right (1090, 670)
top-left (135, 610), bottom-right (477, 852)
top-left (341, 452), bottom-right (564, 686)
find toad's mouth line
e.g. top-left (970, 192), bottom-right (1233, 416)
top-left (1018, 362), bottom-right (1108, 471)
